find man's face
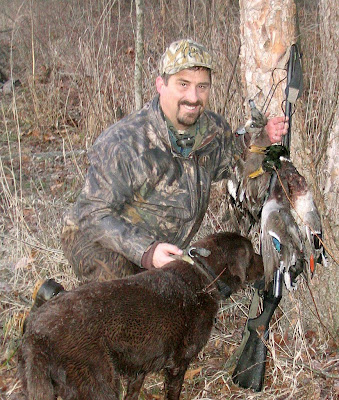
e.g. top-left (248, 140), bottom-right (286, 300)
top-left (156, 68), bottom-right (211, 130)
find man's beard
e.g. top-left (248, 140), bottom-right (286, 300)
top-left (176, 100), bottom-right (203, 127)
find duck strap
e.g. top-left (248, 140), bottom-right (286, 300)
top-left (248, 145), bottom-right (289, 178)
top-left (283, 44), bottom-right (303, 151)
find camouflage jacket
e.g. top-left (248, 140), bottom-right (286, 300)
top-left (66, 95), bottom-right (248, 267)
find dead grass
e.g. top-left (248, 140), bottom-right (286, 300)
top-left (0, 0), bottom-right (338, 399)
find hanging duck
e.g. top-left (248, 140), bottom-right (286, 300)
top-left (260, 172), bottom-right (304, 289)
top-left (278, 159), bottom-right (326, 277)
top-left (226, 100), bottom-right (273, 235)
top-left (226, 98), bottom-right (276, 235)
top-left (240, 100), bottom-right (325, 287)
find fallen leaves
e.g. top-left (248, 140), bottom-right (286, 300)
top-left (22, 129), bottom-right (57, 143)
top-left (184, 366), bottom-right (203, 381)
top-left (21, 129), bottom-right (40, 139)
top-left (14, 257), bottom-right (35, 271)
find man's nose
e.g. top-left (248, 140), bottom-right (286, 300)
top-left (185, 86), bottom-right (199, 103)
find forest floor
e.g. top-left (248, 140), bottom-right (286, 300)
top-left (1, 81), bottom-right (338, 400)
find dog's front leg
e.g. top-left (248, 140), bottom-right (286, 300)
top-left (125, 372), bottom-right (146, 400)
top-left (164, 362), bottom-right (189, 400)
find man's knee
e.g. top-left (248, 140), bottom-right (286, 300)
top-left (61, 224), bottom-right (140, 282)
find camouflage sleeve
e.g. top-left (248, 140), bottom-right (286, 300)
top-left (75, 139), bottom-right (155, 267)
top-left (212, 121), bottom-right (247, 183)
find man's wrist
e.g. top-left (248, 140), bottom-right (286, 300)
top-left (141, 241), bottom-right (160, 269)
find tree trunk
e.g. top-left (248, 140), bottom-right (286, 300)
top-left (295, 0), bottom-right (339, 336)
top-left (239, 0), bottom-right (296, 115)
top-left (316, 0), bottom-right (339, 332)
top-left (319, 0), bottom-right (339, 250)
top-left (134, 0), bottom-right (144, 110)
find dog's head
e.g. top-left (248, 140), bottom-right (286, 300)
top-left (191, 232), bottom-right (264, 294)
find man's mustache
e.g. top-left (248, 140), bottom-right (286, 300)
top-left (178, 100), bottom-right (203, 107)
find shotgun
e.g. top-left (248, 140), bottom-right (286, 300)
top-left (231, 44), bottom-right (303, 391)
top-left (232, 271), bottom-right (282, 391)
top-left (283, 44), bottom-right (303, 151)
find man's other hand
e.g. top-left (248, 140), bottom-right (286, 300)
top-left (265, 116), bottom-right (289, 144)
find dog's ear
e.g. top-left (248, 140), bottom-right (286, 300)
top-left (225, 274), bottom-right (242, 293)
top-left (246, 253), bottom-right (264, 282)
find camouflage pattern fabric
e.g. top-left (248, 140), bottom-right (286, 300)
top-left (61, 222), bottom-right (141, 283)
top-left (61, 95), bottom-right (248, 280)
top-left (159, 39), bottom-right (213, 75)
top-left (165, 112), bottom-right (208, 158)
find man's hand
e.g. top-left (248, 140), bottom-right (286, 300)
top-left (265, 116), bottom-right (289, 144)
top-left (153, 243), bottom-right (183, 268)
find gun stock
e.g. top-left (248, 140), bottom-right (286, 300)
top-left (232, 271), bottom-right (282, 391)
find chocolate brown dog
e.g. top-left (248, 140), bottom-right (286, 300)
top-left (18, 232), bottom-right (263, 400)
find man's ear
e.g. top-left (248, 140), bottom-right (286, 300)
top-left (156, 76), bottom-right (164, 94)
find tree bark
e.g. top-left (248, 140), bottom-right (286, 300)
top-left (134, 0), bottom-right (144, 110)
top-left (296, 0), bottom-right (339, 336)
top-left (319, 0), bottom-right (339, 248)
top-left (239, 0), bottom-right (296, 115)
top-left (316, 0), bottom-right (339, 331)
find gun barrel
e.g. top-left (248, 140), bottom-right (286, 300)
top-left (283, 44), bottom-right (302, 150)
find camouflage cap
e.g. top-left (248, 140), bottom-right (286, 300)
top-left (159, 39), bottom-right (213, 76)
